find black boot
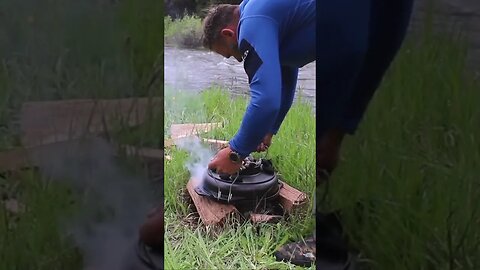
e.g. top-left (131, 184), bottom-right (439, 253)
top-left (274, 234), bottom-right (316, 267)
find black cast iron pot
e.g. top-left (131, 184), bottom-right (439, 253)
top-left (194, 157), bottom-right (282, 207)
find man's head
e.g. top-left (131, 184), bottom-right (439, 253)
top-left (202, 4), bottom-right (243, 62)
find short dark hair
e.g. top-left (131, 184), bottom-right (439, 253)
top-left (202, 4), bottom-right (237, 49)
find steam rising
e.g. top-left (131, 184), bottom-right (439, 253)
top-left (175, 136), bottom-right (215, 186)
top-left (31, 138), bottom-right (158, 270)
top-left (166, 48), bottom-right (216, 187)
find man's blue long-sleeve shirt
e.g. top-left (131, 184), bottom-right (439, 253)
top-left (229, 0), bottom-right (414, 157)
top-left (229, 0), bottom-right (316, 157)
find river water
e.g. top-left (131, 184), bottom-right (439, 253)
top-left (164, 46), bottom-right (316, 107)
top-left (410, 0), bottom-right (480, 77)
top-left (165, 0), bottom-right (480, 106)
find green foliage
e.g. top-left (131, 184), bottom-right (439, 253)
top-left (165, 0), bottom-right (241, 17)
top-left (119, 0), bottom-right (163, 93)
top-left (324, 26), bottom-right (480, 270)
top-left (164, 15), bottom-right (203, 48)
top-left (0, 171), bottom-right (82, 270)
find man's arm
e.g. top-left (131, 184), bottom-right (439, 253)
top-left (270, 66), bottom-right (299, 134)
top-left (229, 16), bottom-right (282, 157)
top-left (338, 0), bottom-right (413, 134)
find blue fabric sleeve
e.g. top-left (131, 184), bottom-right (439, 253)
top-left (229, 17), bottom-right (282, 157)
top-left (271, 66), bottom-right (298, 134)
top-left (338, 0), bottom-right (414, 134)
top-left (316, 0), bottom-right (371, 137)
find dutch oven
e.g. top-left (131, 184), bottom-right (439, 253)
top-left (194, 156), bottom-right (282, 207)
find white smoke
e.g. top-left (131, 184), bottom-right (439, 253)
top-left (30, 137), bottom-right (158, 270)
top-left (174, 136), bottom-right (215, 187)
top-left (165, 54), bottom-right (216, 187)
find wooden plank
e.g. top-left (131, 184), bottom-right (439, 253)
top-left (201, 138), bottom-right (228, 150)
top-left (185, 178), bottom-right (307, 225)
top-left (0, 140), bottom-right (164, 173)
top-left (186, 179), bottom-right (237, 225)
top-left (120, 145), bottom-right (163, 160)
top-left (164, 138), bottom-right (175, 148)
top-left (0, 138), bottom-right (101, 172)
top-left (0, 148), bottom-right (31, 172)
top-left (164, 137), bottom-right (228, 149)
top-left (169, 122), bottom-right (222, 139)
top-left (249, 213), bottom-right (282, 224)
top-left (278, 181), bottom-right (308, 212)
top-left (20, 97), bottom-right (162, 147)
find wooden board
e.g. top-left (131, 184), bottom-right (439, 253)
top-left (164, 136), bottom-right (228, 150)
top-left (187, 178), bottom-right (308, 225)
top-left (249, 213), bottom-right (282, 224)
top-left (201, 138), bottom-right (228, 150)
top-left (0, 148), bottom-right (31, 172)
top-left (0, 141), bottom-right (165, 173)
top-left (164, 138), bottom-right (175, 148)
top-left (0, 139), bottom-right (94, 172)
top-left (169, 122), bottom-right (222, 140)
top-left (120, 144), bottom-right (164, 160)
top-left (278, 181), bottom-right (308, 212)
top-left (186, 179), bottom-right (237, 226)
top-left (20, 97), bottom-right (162, 147)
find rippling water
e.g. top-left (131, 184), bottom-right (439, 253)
top-left (164, 46), bottom-right (316, 107)
top-left (164, 0), bottom-right (480, 107)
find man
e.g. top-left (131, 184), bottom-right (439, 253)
top-left (204, 0), bottom-right (315, 175)
top-left (204, 0), bottom-right (414, 267)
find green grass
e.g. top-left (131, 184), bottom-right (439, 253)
top-left (164, 22), bottom-right (480, 270)
top-left (164, 88), bottom-right (316, 269)
top-left (323, 28), bottom-right (480, 269)
top-left (164, 15), bottom-right (203, 48)
top-left (0, 0), bottom-right (163, 269)
top-left (0, 170), bottom-right (82, 270)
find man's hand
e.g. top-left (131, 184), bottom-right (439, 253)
top-left (208, 146), bottom-right (242, 175)
top-left (256, 133), bottom-right (273, 152)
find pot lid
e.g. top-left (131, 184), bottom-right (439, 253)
top-left (195, 156), bottom-right (282, 204)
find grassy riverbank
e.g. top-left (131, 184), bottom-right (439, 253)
top-left (164, 88), bottom-right (316, 269)
top-left (164, 25), bottom-right (480, 270)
